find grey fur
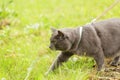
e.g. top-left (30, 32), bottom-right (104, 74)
top-left (47, 18), bottom-right (120, 74)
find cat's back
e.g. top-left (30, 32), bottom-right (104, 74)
top-left (93, 18), bottom-right (120, 36)
top-left (93, 18), bottom-right (120, 58)
top-left (94, 18), bottom-right (120, 29)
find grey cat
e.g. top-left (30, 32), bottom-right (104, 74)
top-left (46, 18), bottom-right (120, 74)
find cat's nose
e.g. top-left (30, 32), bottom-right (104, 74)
top-left (49, 45), bottom-right (55, 50)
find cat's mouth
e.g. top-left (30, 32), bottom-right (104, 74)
top-left (49, 44), bottom-right (70, 51)
top-left (49, 46), bottom-right (64, 51)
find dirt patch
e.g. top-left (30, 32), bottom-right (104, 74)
top-left (89, 65), bottom-right (120, 80)
top-left (0, 19), bottom-right (11, 29)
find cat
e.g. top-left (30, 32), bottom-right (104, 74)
top-left (46, 18), bottom-right (120, 75)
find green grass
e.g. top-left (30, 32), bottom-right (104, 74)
top-left (0, 0), bottom-right (120, 80)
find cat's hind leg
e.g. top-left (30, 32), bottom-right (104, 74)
top-left (110, 56), bottom-right (120, 67)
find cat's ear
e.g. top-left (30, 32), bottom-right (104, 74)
top-left (58, 30), bottom-right (64, 37)
top-left (51, 27), bottom-right (57, 32)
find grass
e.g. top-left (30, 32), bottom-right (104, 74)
top-left (0, 0), bottom-right (120, 80)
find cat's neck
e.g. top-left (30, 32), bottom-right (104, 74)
top-left (69, 27), bottom-right (83, 52)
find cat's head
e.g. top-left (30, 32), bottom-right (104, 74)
top-left (49, 28), bottom-right (72, 51)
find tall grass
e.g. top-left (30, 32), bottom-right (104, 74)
top-left (0, 0), bottom-right (120, 80)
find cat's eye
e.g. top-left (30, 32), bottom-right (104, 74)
top-left (51, 40), bottom-right (57, 43)
top-left (57, 37), bottom-right (65, 41)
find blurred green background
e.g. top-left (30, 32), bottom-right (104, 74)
top-left (0, 0), bottom-right (120, 80)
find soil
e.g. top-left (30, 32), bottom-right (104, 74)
top-left (89, 64), bottom-right (120, 80)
